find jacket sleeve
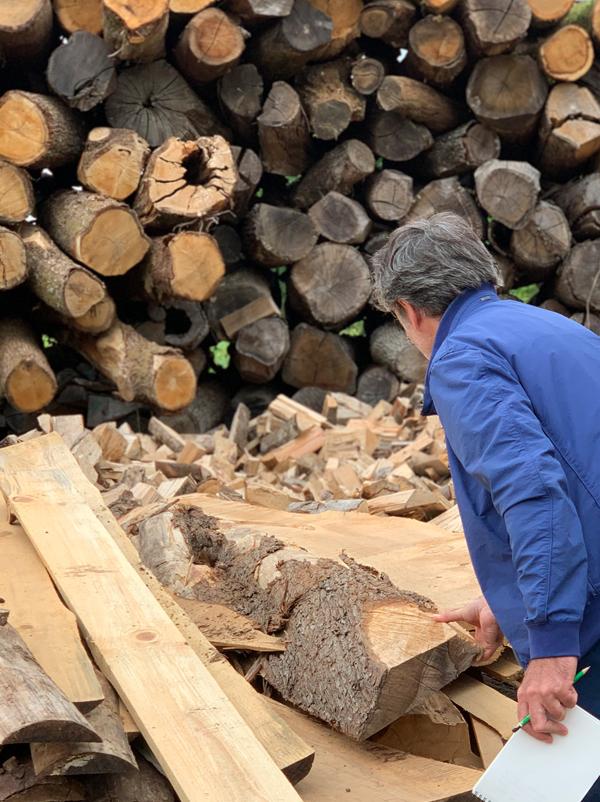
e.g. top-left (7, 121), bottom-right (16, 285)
top-left (429, 345), bottom-right (589, 659)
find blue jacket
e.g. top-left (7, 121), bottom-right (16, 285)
top-left (422, 284), bottom-right (600, 666)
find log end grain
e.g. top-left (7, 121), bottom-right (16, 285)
top-left (539, 24), bottom-right (594, 83)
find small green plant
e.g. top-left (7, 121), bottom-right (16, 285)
top-left (255, 187), bottom-right (264, 199)
top-left (285, 174), bottom-right (302, 186)
top-left (509, 283), bottom-right (541, 304)
top-left (209, 340), bottom-right (231, 369)
top-left (340, 319), bottom-right (366, 337)
top-left (375, 157), bottom-right (384, 170)
top-left (41, 333), bottom-right (57, 349)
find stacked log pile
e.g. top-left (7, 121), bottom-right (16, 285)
top-left (2, 0), bottom-right (600, 434)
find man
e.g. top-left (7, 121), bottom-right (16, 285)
top-left (373, 212), bottom-right (600, 798)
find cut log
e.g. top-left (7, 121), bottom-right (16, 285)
top-left (406, 176), bottom-right (484, 238)
top-left (66, 296), bottom-right (117, 335)
top-left (105, 60), bottom-right (226, 148)
top-left (509, 201), bottom-right (571, 279)
top-left (161, 379), bottom-right (228, 432)
top-left (563, 0), bottom-right (600, 42)
top-left (293, 139), bottom-right (375, 209)
top-left (365, 169), bottom-right (413, 222)
top-left (175, 8), bottom-right (245, 84)
top-left (0, 754), bottom-right (86, 801)
top-left (308, 0), bottom-right (362, 60)
top-left (205, 267), bottom-right (272, 339)
top-left (221, 295), bottom-right (280, 339)
top-left (350, 55), bottom-right (386, 96)
top-left (86, 756), bottom-right (174, 802)
top-left (134, 135), bottom-right (236, 229)
top-left (0, 91), bottom-right (84, 169)
top-left (0, 0), bottom-right (52, 62)
top-left (474, 159), bottom-right (541, 230)
top-left (555, 239), bottom-right (600, 312)
top-left (231, 145), bottom-right (263, 216)
top-left (47, 32), bottom-right (117, 112)
top-left (283, 323), bottom-right (358, 392)
top-left (368, 110), bottom-right (433, 163)
top-left (102, 0), bottom-right (169, 62)
top-left (308, 192), bottom-right (372, 244)
top-left (407, 14), bottom-right (467, 86)
top-left (466, 54), bottom-right (548, 140)
top-left (234, 317), bottom-right (291, 382)
top-left (289, 243), bottom-right (371, 329)
top-left (41, 190), bottom-right (150, 277)
top-left (359, 0), bottom-right (416, 48)
top-left (422, 0), bottom-right (459, 13)
top-left (139, 231), bottom-right (225, 303)
top-left (54, 0), bottom-right (103, 33)
top-left (0, 319), bottom-right (56, 412)
top-left (0, 160), bottom-right (34, 224)
top-left (552, 172), bottom-right (600, 240)
top-left (218, 64), bottom-right (264, 142)
top-left (257, 81), bottom-right (311, 177)
top-left (213, 224), bottom-right (242, 265)
top-left (298, 59), bottom-right (366, 141)
top-left (538, 82), bottom-right (600, 177)
top-left (77, 128), bottom-right (150, 201)
top-left (170, 0), bottom-right (218, 11)
top-left (539, 24), bottom-right (594, 82)
top-left (370, 322), bottom-right (427, 382)
top-left (225, 0), bottom-right (293, 23)
top-left (420, 121), bottom-right (501, 179)
top-left (529, 0), bottom-right (574, 27)
top-left (68, 320), bottom-right (197, 411)
top-left (0, 226), bottom-right (27, 290)
top-left (377, 75), bottom-right (465, 134)
top-left (144, 299), bottom-right (210, 350)
top-left (356, 365), bottom-right (400, 406)
top-left (243, 203), bottom-right (318, 266)
top-left (461, 0), bottom-right (531, 55)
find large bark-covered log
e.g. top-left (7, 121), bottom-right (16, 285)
top-left (243, 203), bottom-right (317, 266)
top-left (298, 59), bottom-right (366, 141)
top-left (234, 317), bottom-right (290, 383)
top-left (308, 192), bottom-right (372, 244)
top-left (205, 267), bottom-right (272, 339)
top-left (552, 173), bottom-right (600, 240)
top-left (538, 83), bottom-right (600, 176)
top-left (175, 8), bottom-right (245, 84)
top-left (555, 239), bottom-right (600, 312)
top-left (283, 322), bottom-right (358, 392)
top-left (368, 111), bottom-right (433, 163)
top-left (466, 55), bottom-right (548, 140)
top-left (370, 322), bottom-right (427, 382)
top-left (0, 754), bottom-right (86, 801)
top-left (218, 64), bottom-right (264, 143)
top-left (539, 24), bottom-right (594, 83)
top-left (289, 243), bottom-right (372, 329)
top-left (0, 319), bottom-right (56, 412)
top-left (359, 0), bottom-right (416, 48)
top-left (357, 364), bottom-right (401, 406)
top-left (421, 121), bottom-right (501, 179)
top-left (141, 298), bottom-right (209, 350)
top-left (377, 76), bottom-right (465, 134)
top-left (351, 55), bottom-right (386, 96)
top-left (103, 0), bottom-right (169, 62)
top-left (407, 14), bottom-right (467, 86)
top-left (68, 320), bottom-right (197, 410)
top-left (87, 756), bottom-right (174, 802)
top-left (41, 190), bottom-right (150, 276)
top-left (77, 128), bottom-right (150, 201)
top-left (257, 81), bottom-right (311, 177)
top-left (293, 139), bottom-right (375, 209)
top-left (47, 32), bottom-right (117, 112)
top-left (0, 160), bottom-right (34, 224)
top-left (225, 0), bottom-right (293, 23)
top-left (461, 0), bottom-right (531, 55)
top-left (0, 227), bottom-right (27, 290)
top-left (528, 0), bottom-right (574, 27)
top-left (509, 201), bottom-right (571, 280)
top-left (134, 135), bottom-right (236, 229)
top-left (474, 159), bottom-right (541, 230)
top-left (365, 169), bottom-right (413, 222)
top-left (406, 176), bottom-right (484, 237)
top-left (160, 379), bottom-right (229, 432)
top-left (0, 0), bottom-right (52, 62)
top-left (0, 91), bottom-right (84, 169)
top-left (54, 0), bottom-right (103, 33)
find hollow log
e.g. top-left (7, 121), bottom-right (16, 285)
top-left (225, 0), bottom-right (293, 23)
top-left (529, 0), bottom-right (574, 27)
top-left (0, 318), bottom-right (56, 412)
top-left (539, 25), bottom-right (594, 83)
top-left (293, 139), bottom-right (375, 209)
top-left (77, 128), bottom-right (150, 201)
top-left (41, 190), bottom-right (150, 277)
top-left (205, 267), bottom-right (272, 339)
top-left (257, 81), bottom-right (311, 177)
top-left (359, 0), bottom-right (416, 48)
top-left (406, 177), bottom-right (484, 238)
top-left (552, 173), bottom-right (600, 240)
top-left (370, 322), bottom-right (427, 382)
top-left (365, 169), bottom-right (413, 222)
top-left (555, 239), bottom-right (600, 312)
top-left (234, 317), bottom-right (290, 383)
top-left (142, 299), bottom-right (210, 350)
top-left (461, 0), bottom-right (531, 55)
top-left (69, 320), bottom-right (197, 410)
top-left (309, 0), bottom-right (363, 60)
top-left (0, 91), bottom-right (84, 169)
top-left (298, 59), bottom-right (366, 141)
top-left (54, 0), bottom-right (103, 33)
top-left (308, 192), bottom-right (372, 244)
top-left (283, 322), bottom-right (358, 392)
top-left (350, 55), bottom-right (386, 96)
top-left (86, 755), bottom-right (174, 802)
top-left (0, 227), bottom-right (27, 291)
top-left (0, 160), bottom-right (34, 225)
top-left (105, 60), bottom-right (226, 148)
top-left (356, 365), bottom-right (401, 406)
top-left (290, 243), bottom-right (371, 330)
top-left (160, 379), bottom-right (229, 432)
top-left (175, 8), bottom-right (245, 85)
top-left (231, 145), bottom-right (263, 217)
top-left (243, 203), bottom-right (317, 266)
top-left (368, 111), bottom-right (433, 163)
top-left (466, 55), bottom-right (548, 140)
top-left (509, 201), bottom-right (571, 280)
top-left (134, 135), bottom-right (236, 229)
top-left (218, 64), bottom-right (264, 143)
top-left (103, 0), bottom-right (169, 62)
top-left (474, 159), bottom-right (541, 230)
top-left (377, 76), bottom-right (465, 134)
top-left (538, 83), bottom-right (600, 176)
top-left (420, 121), bottom-right (501, 179)
top-left (0, 0), bottom-right (52, 62)
top-left (47, 32), bottom-right (117, 112)
top-left (407, 14), bottom-right (467, 86)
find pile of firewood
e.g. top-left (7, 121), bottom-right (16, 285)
top-left (1, 0), bottom-right (600, 431)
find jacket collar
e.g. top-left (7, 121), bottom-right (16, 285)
top-left (421, 283), bottom-right (498, 416)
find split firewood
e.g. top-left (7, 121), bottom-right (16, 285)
top-left (243, 203), bottom-right (317, 266)
top-left (406, 176), bottom-right (484, 237)
top-left (0, 318), bottom-right (57, 412)
top-left (538, 83), bottom-right (600, 177)
top-left (103, 0), bottom-right (169, 62)
top-left (474, 160), bottom-right (541, 230)
top-left (175, 8), bottom-right (245, 84)
top-left (77, 128), bottom-right (150, 201)
top-left (461, 0), bottom-right (531, 56)
top-left (283, 323), bottom-right (358, 393)
top-left (539, 24), bottom-right (594, 83)
top-left (0, 0), bottom-right (53, 62)
top-left (308, 192), bottom-right (372, 244)
top-left (257, 81), bottom-right (311, 177)
top-left (359, 0), bottom-right (416, 48)
top-left (293, 138), bottom-right (375, 209)
top-left (47, 32), bottom-right (117, 112)
top-left (407, 14), bottom-right (467, 86)
top-left (0, 227), bottom-right (27, 291)
top-left (234, 317), bottom-right (290, 383)
top-left (510, 201), bottom-right (571, 279)
top-left (350, 55), bottom-right (386, 96)
top-left (421, 122), bottom-right (501, 179)
top-left (377, 75), bottom-right (466, 134)
top-left (218, 64), bottom-right (264, 142)
top-left (298, 59), bottom-right (366, 141)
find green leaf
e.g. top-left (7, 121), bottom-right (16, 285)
top-left (285, 174), bottom-right (302, 186)
top-left (41, 334), bottom-right (57, 349)
top-left (339, 320), bottom-right (366, 337)
top-left (209, 340), bottom-right (231, 370)
top-left (375, 157), bottom-right (384, 170)
top-left (255, 187), bottom-right (264, 199)
top-left (509, 283), bottom-right (542, 304)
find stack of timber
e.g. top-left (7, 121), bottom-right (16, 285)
top-left (2, 0), bottom-right (600, 432)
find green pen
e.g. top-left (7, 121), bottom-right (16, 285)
top-left (512, 666), bottom-right (591, 733)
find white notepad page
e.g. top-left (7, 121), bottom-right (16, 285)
top-left (473, 705), bottom-right (600, 802)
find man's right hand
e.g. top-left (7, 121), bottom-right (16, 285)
top-left (433, 596), bottom-right (503, 661)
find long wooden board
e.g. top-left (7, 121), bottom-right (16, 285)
top-left (0, 436), bottom-right (302, 802)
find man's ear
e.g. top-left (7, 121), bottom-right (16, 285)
top-left (395, 300), bottom-right (423, 329)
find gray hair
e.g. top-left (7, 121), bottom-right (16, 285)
top-left (371, 212), bottom-right (500, 316)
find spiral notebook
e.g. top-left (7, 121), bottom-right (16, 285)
top-left (473, 705), bottom-right (600, 802)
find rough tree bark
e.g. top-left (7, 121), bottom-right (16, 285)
top-left (283, 322), bottom-right (358, 392)
top-left (257, 81), bottom-right (311, 177)
top-left (231, 146), bottom-right (263, 216)
top-left (0, 318), bottom-right (57, 412)
top-left (77, 128), bottom-right (150, 201)
top-left (243, 203), bottom-right (318, 266)
top-left (293, 139), bottom-right (375, 209)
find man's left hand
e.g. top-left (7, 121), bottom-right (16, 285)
top-left (517, 656), bottom-right (578, 743)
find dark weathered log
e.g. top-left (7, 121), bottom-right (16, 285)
top-left (308, 192), bottom-right (372, 244)
top-left (572, 310), bottom-right (600, 335)
top-left (0, 318), bottom-right (56, 412)
top-left (77, 128), bottom-right (150, 201)
top-left (41, 189), bottom-right (150, 276)
top-left (528, 0), bottom-right (574, 27)
top-left (555, 239), bottom-right (600, 312)
top-left (298, 59), bottom-right (366, 141)
top-left (257, 81), bottom-right (311, 176)
top-left (54, 0), bottom-right (103, 33)
top-left (283, 322), bottom-right (358, 392)
top-left (205, 267), bottom-right (272, 339)
top-left (538, 83), bottom-right (600, 176)
top-left (509, 201), bottom-right (571, 279)
top-left (231, 145), bottom-right (263, 217)
top-left (365, 169), bottom-right (413, 222)
top-left (552, 173), bottom-right (600, 240)
top-left (293, 139), bottom-right (375, 209)
top-left (175, 8), bottom-right (245, 84)
top-left (243, 203), bottom-right (317, 266)
top-left (377, 76), bottom-right (466, 134)
top-left (420, 121), bottom-right (501, 179)
top-left (474, 159), bottom-right (541, 230)
top-left (0, 91), bottom-right (84, 169)
top-left (0, 160), bottom-right (34, 224)
top-left (105, 60), bottom-right (226, 148)
top-left (103, 0), bottom-right (169, 62)
top-left (370, 322), bottom-right (427, 382)
top-left (86, 756), bottom-right (174, 802)
top-left (218, 64), bottom-right (264, 142)
top-left (359, 0), bottom-right (416, 48)
top-left (539, 24), bottom-right (594, 82)
top-left (466, 55), bottom-right (548, 140)
top-left (357, 365), bottom-right (401, 406)
top-left (0, 0), bottom-right (52, 62)
top-left (0, 754), bottom-right (86, 801)
top-left (350, 55), bottom-right (386, 96)
top-left (406, 177), bottom-right (484, 238)
top-left (134, 135), bottom-right (236, 229)
top-left (225, 0), bottom-right (294, 23)
top-left (541, 298), bottom-right (570, 315)
top-left (142, 299), bottom-right (210, 350)
top-left (290, 243), bottom-right (371, 330)
top-left (213, 224), bottom-right (242, 266)
top-left (461, 0), bottom-right (531, 55)
top-left (234, 317), bottom-right (290, 383)
top-left (309, 0), bottom-right (363, 60)
top-left (220, 295), bottom-right (280, 339)
top-left (368, 111), bottom-right (433, 163)
top-left (0, 226), bottom-right (27, 290)
top-left (407, 14), bottom-right (467, 86)
top-left (160, 379), bottom-right (229, 432)
top-left (47, 32), bottom-right (116, 112)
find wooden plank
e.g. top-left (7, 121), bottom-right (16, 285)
top-left (471, 716), bottom-right (504, 769)
top-left (481, 653), bottom-right (523, 686)
top-left (431, 504), bottom-right (464, 533)
top-left (0, 438), bottom-right (303, 802)
top-left (444, 675), bottom-right (517, 740)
